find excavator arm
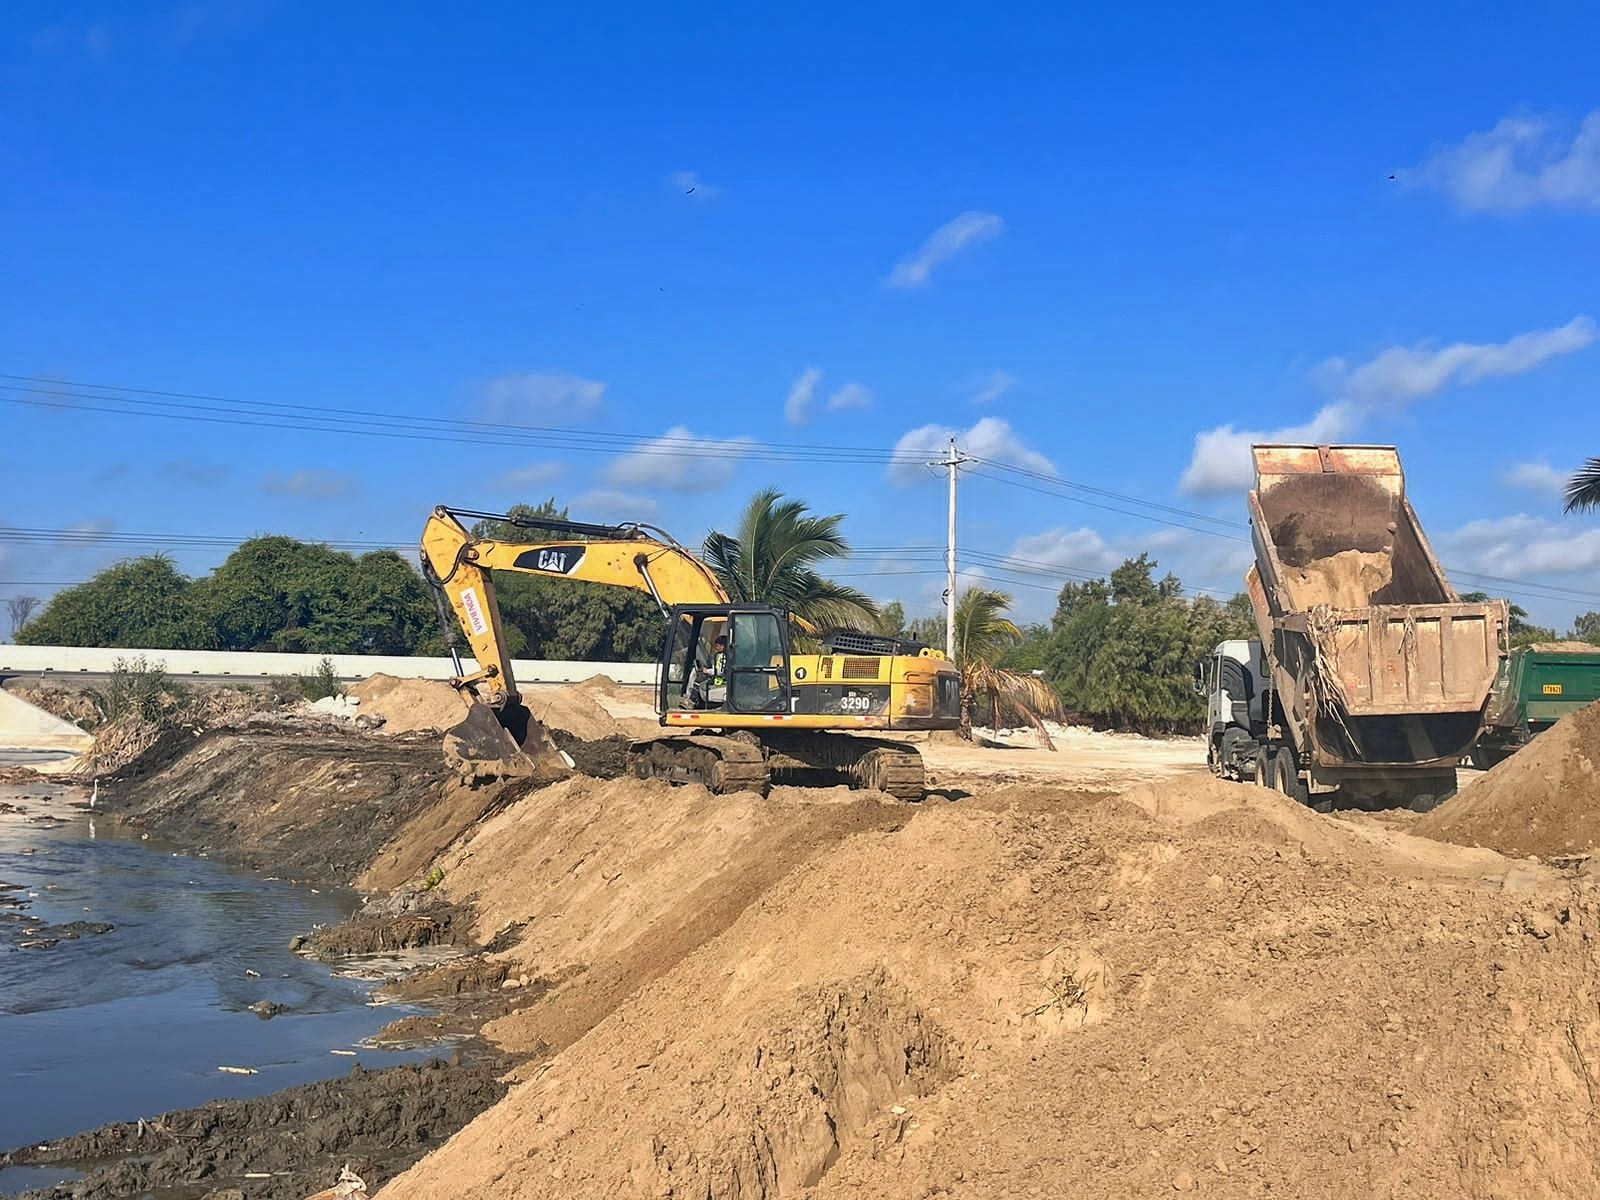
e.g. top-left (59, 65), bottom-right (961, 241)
top-left (420, 505), bottom-right (730, 708)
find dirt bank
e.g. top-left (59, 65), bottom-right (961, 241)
top-left (2, 1059), bottom-right (505, 1200)
top-left (100, 726), bottom-right (453, 884)
top-left (372, 769), bottom-right (1599, 1200)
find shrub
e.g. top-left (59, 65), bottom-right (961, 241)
top-left (296, 657), bottom-right (345, 701)
top-left (87, 656), bottom-right (190, 725)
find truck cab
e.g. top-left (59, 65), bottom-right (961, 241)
top-left (1194, 639), bottom-right (1267, 781)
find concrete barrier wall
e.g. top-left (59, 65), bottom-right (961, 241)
top-left (0, 645), bottom-right (657, 687)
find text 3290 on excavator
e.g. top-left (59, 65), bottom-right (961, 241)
top-left (420, 506), bottom-right (962, 800)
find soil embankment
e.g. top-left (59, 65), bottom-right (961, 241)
top-left (15, 678), bottom-right (1600, 1199)
top-left (380, 772), bottom-right (1600, 1200)
top-left (100, 725), bottom-right (452, 882)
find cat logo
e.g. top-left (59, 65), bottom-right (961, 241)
top-left (512, 547), bottom-right (587, 575)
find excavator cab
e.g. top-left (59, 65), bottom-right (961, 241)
top-left (659, 605), bottom-right (792, 716)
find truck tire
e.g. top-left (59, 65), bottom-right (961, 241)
top-left (1253, 746), bottom-right (1271, 787)
top-left (1272, 746), bottom-right (1310, 807)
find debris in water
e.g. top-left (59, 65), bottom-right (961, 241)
top-left (331, 1049), bottom-right (358, 1056)
top-left (217, 1065), bottom-right (258, 1075)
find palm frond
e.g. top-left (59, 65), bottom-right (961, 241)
top-left (1566, 458), bottom-right (1600, 515)
top-left (703, 491), bottom-right (876, 629)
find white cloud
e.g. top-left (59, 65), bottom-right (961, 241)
top-left (784, 367), bottom-right (821, 427)
top-left (261, 469), bottom-right (357, 499)
top-left (604, 426), bottom-right (755, 493)
top-left (484, 370), bottom-right (605, 419)
top-left (885, 211), bottom-right (1005, 289)
top-left (889, 417), bottom-right (1054, 485)
top-left (1007, 526), bottom-right (1121, 575)
top-left (971, 370), bottom-right (1016, 405)
top-left (576, 489), bottom-right (660, 521)
top-left (1180, 316), bottom-right (1597, 495)
top-left (1407, 111), bottom-right (1600, 212)
top-left (1443, 514), bottom-right (1600, 576)
top-left (1501, 460), bottom-right (1570, 497)
top-left (493, 462), bottom-right (566, 491)
top-left (1326, 316), bottom-right (1596, 405)
top-left (669, 169), bottom-right (719, 200)
top-left (826, 382), bottom-right (873, 412)
top-left (1179, 406), bottom-right (1356, 496)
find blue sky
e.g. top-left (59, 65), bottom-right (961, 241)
top-left (3, 2), bottom-right (1599, 632)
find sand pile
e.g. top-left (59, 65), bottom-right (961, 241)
top-left (1527, 641), bottom-right (1600, 654)
top-left (525, 682), bottom-right (623, 741)
top-left (1417, 698), bottom-right (1600, 858)
top-left (381, 771), bottom-right (1600, 1200)
top-left (1283, 549), bottom-right (1393, 609)
top-left (349, 675), bottom-right (468, 734)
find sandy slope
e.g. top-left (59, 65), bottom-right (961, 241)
top-left (377, 769), bottom-right (1599, 1200)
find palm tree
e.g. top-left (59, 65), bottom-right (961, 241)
top-left (702, 490), bottom-right (878, 630)
top-left (1566, 458), bottom-right (1600, 514)
top-left (953, 586), bottom-right (1065, 748)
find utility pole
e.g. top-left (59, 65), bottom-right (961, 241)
top-left (932, 437), bottom-right (970, 659)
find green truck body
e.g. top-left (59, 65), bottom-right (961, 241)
top-left (1474, 643), bottom-right (1600, 767)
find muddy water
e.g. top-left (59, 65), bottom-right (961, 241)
top-left (0, 784), bottom-right (433, 1153)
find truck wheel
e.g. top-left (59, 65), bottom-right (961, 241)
top-left (1272, 746), bottom-right (1310, 807)
top-left (1253, 746), bottom-right (1271, 787)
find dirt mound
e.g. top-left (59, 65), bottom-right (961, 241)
top-left (348, 674), bottom-right (467, 735)
top-left (378, 769), bottom-right (1600, 1200)
top-left (525, 683), bottom-right (622, 741)
top-left (1417, 698), bottom-right (1600, 858)
top-left (571, 674), bottom-right (642, 702)
top-left (1528, 640), bottom-right (1600, 654)
top-left (1283, 548), bottom-right (1392, 609)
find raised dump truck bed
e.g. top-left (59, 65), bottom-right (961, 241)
top-left (1244, 444), bottom-right (1507, 808)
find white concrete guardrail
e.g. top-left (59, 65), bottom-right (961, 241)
top-left (0, 646), bottom-right (656, 687)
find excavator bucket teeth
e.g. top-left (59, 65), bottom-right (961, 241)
top-left (443, 698), bottom-right (571, 787)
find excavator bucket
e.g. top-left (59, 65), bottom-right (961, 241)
top-left (443, 697), bottom-right (572, 787)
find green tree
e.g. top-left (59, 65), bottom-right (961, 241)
top-left (1572, 611), bottom-right (1600, 645)
top-left (1041, 557), bottom-right (1253, 733)
top-left (872, 600), bottom-right (908, 638)
top-left (18, 556), bottom-right (210, 648)
top-left (952, 586), bottom-right (1064, 743)
top-left (193, 536), bottom-right (436, 654)
top-left (702, 489), bottom-right (877, 630)
top-left (1565, 458), bottom-right (1600, 513)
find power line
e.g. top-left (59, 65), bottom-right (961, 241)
top-left (6, 372), bottom-right (1596, 609)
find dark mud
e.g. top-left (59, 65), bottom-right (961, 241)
top-left (551, 730), bottom-right (630, 779)
top-left (302, 902), bottom-right (465, 959)
top-left (2, 1059), bottom-right (506, 1200)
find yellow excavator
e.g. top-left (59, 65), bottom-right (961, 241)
top-left (419, 505), bottom-right (962, 800)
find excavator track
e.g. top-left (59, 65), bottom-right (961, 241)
top-left (624, 732), bottom-right (926, 801)
top-left (846, 743), bottom-right (926, 802)
top-left (760, 731), bottom-right (927, 802)
top-left (627, 735), bottom-right (771, 796)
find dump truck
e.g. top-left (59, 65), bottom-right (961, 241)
top-left (1471, 642), bottom-right (1600, 768)
top-left (1201, 444), bottom-right (1508, 810)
